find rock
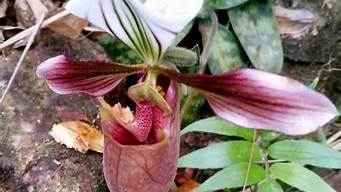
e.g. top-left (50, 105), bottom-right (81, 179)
top-left (278, 0), bottom-right (340, 63)
top-left (0, 30), bottom-right (110, 192)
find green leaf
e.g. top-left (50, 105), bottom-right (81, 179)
top-left (268, 140), bottom-right (341, 169)
top-left (259, 130), bottom-right (281, 142)
top-left (97, 35), bottom-right (142, 64)
top-left (228, 0), bottom-right (283, 73)
top-left (197, 6), bottom-right (209, 19)
top-left (258, 179), bottom-right (283, 192)
top-left (180, 116), bottom-right (253, 141)
top-left (178, 141), bottom-right (261, 169)
top-left (206, 0), bottom-right (249, 10)
top-left (270, 163), bottom-right (335, 192)
top-left (196, 163), bottom-right (266, 191)
top-left (199, 20), bottom-right (247, 74)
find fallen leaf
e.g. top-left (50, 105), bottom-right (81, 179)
top-left (49, 121), bottom-right (103, 153)
top-left (14, 0), bottom-right (54, 27)
top-left (47, 13), bottom-right (88, 39)
top-left (0, 10), bottom-right (69, 50)
top-left (176, 180), bottom-right (201, 192)
top-left (175, 168), bottom-right (196, 186)
top-left (15, 0), bottom-right (38, 27)
top-left (273, 5), bottom-right (320, 39)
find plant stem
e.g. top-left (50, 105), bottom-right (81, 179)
top-left (316, 128), bottom-right (327, 145)
top-left (242, 129), bottom-right (257, 192)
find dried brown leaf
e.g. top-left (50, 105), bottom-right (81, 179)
top-left (176, 180), bottom-right (201, 192)
top-left (15, 0), bottom-right (36, 27)
top-left (47, 14), bottom-right (88, 39)
top-left (273, 5), bottom-right (320, 39)
top-left (49, 121), bottom-right (103, 153)
top-left (0, 10), bottom-right (69, 50)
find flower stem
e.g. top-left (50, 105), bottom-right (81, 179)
top-left (242, 129), bottom-right (257, 192)
top-left (146, 71), bottom-right (158, 88)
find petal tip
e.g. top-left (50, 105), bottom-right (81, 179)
top-left (36, 55), bottom-right (67, 78)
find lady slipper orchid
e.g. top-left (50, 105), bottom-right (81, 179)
top-left (36, 0), bottom-right (339, 191)
top-left (99, 81), bottom-right (180, 191)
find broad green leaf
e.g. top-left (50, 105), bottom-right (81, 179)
top-left (180, 116), bottom-right (253, 141)
top-left (268, 140), bottom-right (341, 169)
top-left (228, 0), bottom-right (283, 73)
top-left (197, 6), bottom-right (209, 18)
top-left (257, 179), bottom-right (283, 192)
top-left (199, 20), bottom-right (247, 74)
top-left (270, 163), bottom-right (335, 192)
top-left (205, 0), bottom-right (249, 10)
top-left (178, 141), bottom-right (261, 169)
top-left (196, 163), bottom-right (266, 191)
top-left (98, 35), bottom-right (142, 64)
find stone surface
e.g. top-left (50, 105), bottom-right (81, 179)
top-left (278, 0), bottom-right (341, 63)
top-left (0, 30), bottom-right (109, 192)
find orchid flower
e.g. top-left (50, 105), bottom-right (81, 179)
top-left (36, 0), bottom-right (338, 191)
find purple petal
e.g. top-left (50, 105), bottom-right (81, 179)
top-left (155, 67), bottom-right (338, 135)
top-left (36, 55), bottom-right (144, 96)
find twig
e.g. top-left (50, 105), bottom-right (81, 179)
top-left (0, 13), bottom-right (46, 104)
top-left (330, 140), bottom-right (341, 150)
top-left (242, 129), bottom-right (257, 192)
top-left (180, 11), bottom-right (218, 121)
top-left (0, 10), bottom-right (69, 50)
top-left (327, 129), bottom-right (341, 144)
top-left (327, 68), bottom-right (341, 72)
